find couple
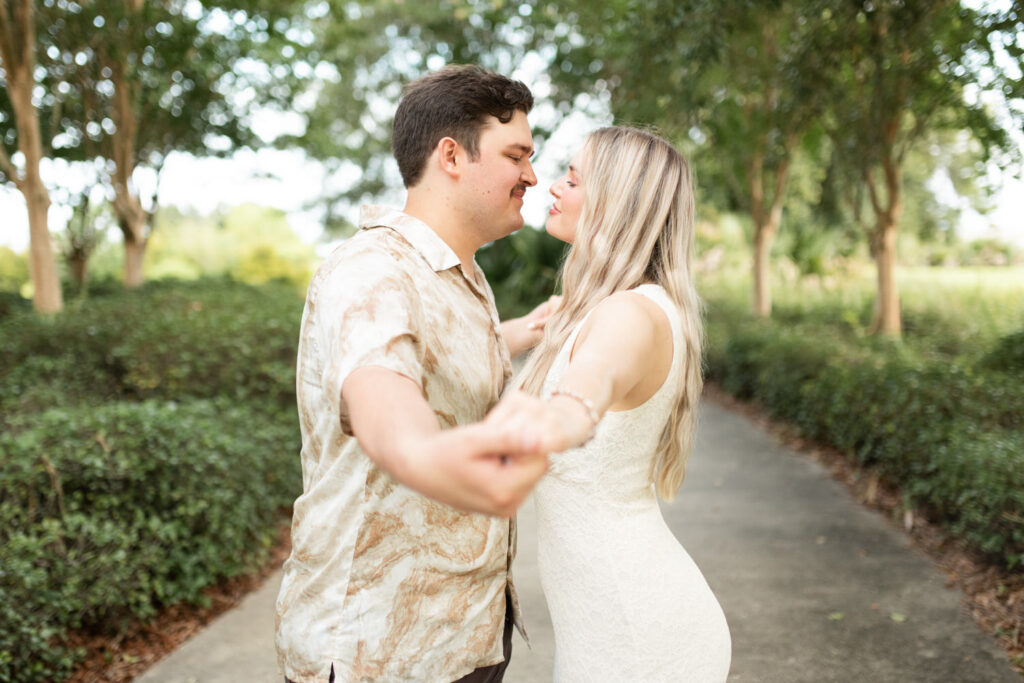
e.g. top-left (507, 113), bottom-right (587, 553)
top-left (275, 65), bottom-right (731, 682)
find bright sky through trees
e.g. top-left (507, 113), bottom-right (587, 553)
top-left (1, 4), bottom-right (1021, 253)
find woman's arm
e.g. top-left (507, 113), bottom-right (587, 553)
top-left (495, 291), bottom-right (672, 452)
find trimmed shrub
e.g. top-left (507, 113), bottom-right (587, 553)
top-left (0, 291), bottom-right (30, 319)
top-left (982, 328), bottom-right (1024, 374)
top-left (0, 279), bottom-right (304, 682)
top-left (705, 305), bottom-right (1024, 569)
top-left (0, 399), bottom-right (300, 683)
top-left (0, 279), bottom-right (301, 420)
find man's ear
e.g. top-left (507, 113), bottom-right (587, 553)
top-left (436, 137), bottom-right (461, 178)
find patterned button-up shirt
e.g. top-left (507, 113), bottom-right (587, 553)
top-left (275, 206), bottom-right (520, 683)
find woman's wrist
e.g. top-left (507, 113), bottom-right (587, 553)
top-left (546, 391), bottom-right (602, 448)
top-left (549, 389), bottom-right (601, 425)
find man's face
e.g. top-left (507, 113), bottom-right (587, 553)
top-left (461, 110), bottom-right (537, 240)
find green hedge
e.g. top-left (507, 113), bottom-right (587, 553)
top-left (983, 328), bottom-right (1024, 374)
top-left (0, 279), bottom-right (300, 420)
top-left (706, 311), bottom-right (1024, 569)
top-left (0, 280), bottom-right (303, 682)
top-left (0, 400), bottom-right (300, 682)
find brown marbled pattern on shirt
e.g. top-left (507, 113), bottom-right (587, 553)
top-left (276, 206), bottom-right (516, 683)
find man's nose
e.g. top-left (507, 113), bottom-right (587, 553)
top-left (521, 158), bottom-right (538, 187)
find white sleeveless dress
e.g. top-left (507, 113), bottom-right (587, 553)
top-left (534, 284), bottom-right (732, 682)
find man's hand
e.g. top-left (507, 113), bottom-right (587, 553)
top-left (344, 367), bottom-right (549, 518)
top-left (404, 413), bottom-right (549, 518)
top-left (484, 389), bottom-right (597, 456)
top-left (500, 295), bottom-right (562, 358)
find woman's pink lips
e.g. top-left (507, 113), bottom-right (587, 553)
top-left (549, 207), bottom-right (560, 215)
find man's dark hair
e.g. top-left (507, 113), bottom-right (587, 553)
top-left (392, 65), bottom-right (533, 188)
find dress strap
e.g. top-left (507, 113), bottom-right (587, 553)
top-left (630, 284), bottom-right (681, 333)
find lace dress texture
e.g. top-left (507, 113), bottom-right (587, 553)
top-left (534, 284), bottom-right (732, 682)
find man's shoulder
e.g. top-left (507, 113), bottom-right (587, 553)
top-left (334, 226), bottom-right (416, 263)
top-left (314, 228), bottom-right (420, 284)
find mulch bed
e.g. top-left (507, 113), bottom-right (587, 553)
top-left (66, 522), bottom-right (292, 683)
top-left (703, 383), bottom-right (1024, 676)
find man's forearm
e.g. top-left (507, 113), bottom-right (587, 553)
top-left (342, 366), bottom-right (548, 517)
top-left (343, 366), bottom-right (440, 483)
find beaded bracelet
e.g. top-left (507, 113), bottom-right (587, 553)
top-left (549, 388), bottom-right (602, 436)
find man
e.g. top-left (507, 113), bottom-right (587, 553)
top-left (276, 65), bottom-right (552, 683)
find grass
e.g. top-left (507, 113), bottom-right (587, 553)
top-left (698, 264), bottom-right (1024, 360)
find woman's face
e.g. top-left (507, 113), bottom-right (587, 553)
top-left (545, 152), bottom-right (585, 244)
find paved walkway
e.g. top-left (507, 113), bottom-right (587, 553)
top-left (137, 402), bottom-right (1017, 682)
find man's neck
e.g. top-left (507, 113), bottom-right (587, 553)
top-left (404, 191), bottom-right (481, 276)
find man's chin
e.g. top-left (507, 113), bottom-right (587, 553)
top-left (503, 216), bottom-right (526, 236)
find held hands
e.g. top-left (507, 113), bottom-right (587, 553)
top-left (408, 388), bottom-right (594, 519)
top-left (483, 389), bottom-right (599, 459)
top-left (406, 397), bottom-right (550, 518)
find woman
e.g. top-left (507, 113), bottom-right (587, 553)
top-left (496, 126), bottom-right (731, 680)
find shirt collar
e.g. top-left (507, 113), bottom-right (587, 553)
top-left (358, 205), bottom-right (462, 273)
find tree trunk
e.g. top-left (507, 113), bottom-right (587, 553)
top-left (26, 182), bottom-right (63, 312)
top-left (121, 214), bottom-right (147, 288)
top-left (752, 223), bottom-right (777, 317)
top-left (747, 146), bottom-right (790, 318)
top-left (0, 0), bottom-right (63, 313)
top-left (864, 144), bottom-right (903, 338)
top-left (68, 253), bottom-right (88, 289)
top-left (871, 218), bottom-right (901, 337)
top-left (110, 41), bottom-right (147, 288)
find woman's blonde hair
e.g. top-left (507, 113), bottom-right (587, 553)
top-left (516, 126), bottom-right (703, 500)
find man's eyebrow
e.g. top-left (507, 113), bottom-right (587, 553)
top-left (507, 143), bottom-right (535, 158)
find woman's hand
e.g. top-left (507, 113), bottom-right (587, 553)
top-left (401, 417), bottom-right (550, 518)
top-left (500, 295), bottom-right (563, 358)
top-left (484, 388), bottom-right (597, 455)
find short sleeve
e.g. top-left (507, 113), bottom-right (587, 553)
top-left (316, 242), bottom-right (425, 436)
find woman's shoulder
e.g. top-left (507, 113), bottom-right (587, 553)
top-left (599, 286), bottom-right (673, 323)
top-left (575, 287), bottom-right (671, 352)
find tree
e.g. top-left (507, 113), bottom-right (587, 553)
top-left (531, 0), bottom-right (835, 316)
top-left (0, 0), bottom-right (63, 312)
top-left (143, 203), bottom-right (316, 289)
top-left (0, 244), bottom-right (29, 292)
top-left (819, 0), bottom-right (1020, 336)
top-left (3, 0), bottom-right (308, 290)
top-left (59, 184), bottom-right (111, 291)
top-left (35, 0), bottom-right (276, 287)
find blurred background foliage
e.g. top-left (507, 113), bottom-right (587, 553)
top-left (0, 280), bottom-right (303, 681)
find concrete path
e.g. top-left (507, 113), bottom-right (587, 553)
top-left (136, 402), bottom-right (1017, 682)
